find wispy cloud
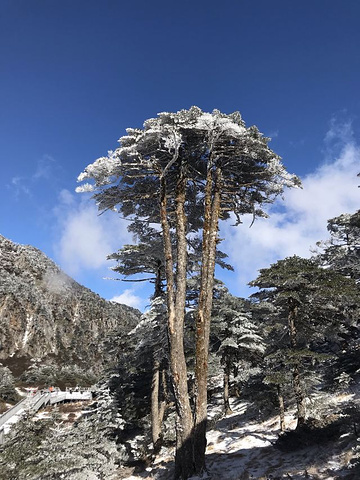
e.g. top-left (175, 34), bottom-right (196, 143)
top-left (7, 154), bottom-right (59, 198)
top-left (33, 154), bottom-right (57, 180)
top-left (266, 129), bottom-right (279, 139)
top-left (10, 176), bottom-right (32, 198)
top-left (221, 117), bottom-right (360, 297)
top-left (110, 289), bottom-right (144, 310)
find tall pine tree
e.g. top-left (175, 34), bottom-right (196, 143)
top-left (77, 107), bottom-right (300, 478)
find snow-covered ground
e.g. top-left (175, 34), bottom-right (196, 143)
top-left (121, 391), bottom-right (359, 480)
top-left (2, 407), bottom-right (26, 435)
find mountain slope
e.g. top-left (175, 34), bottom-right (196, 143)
top-left (0, 235), bottom-right (140, 375)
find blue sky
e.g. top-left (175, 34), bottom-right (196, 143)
top-left (1, 1), bottom-right (359, 310)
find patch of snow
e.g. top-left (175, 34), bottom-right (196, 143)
top-left (15, 387), bottom-right (26, 397)
top-left (22, 313), bottom-right (33, 347)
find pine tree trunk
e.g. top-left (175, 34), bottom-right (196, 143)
top-left (277, 384), bottom-right (285, 431)
top-left (223, 357), bottom-right (233, 415)
top-left (151, 358), bottom-right (161, 448)
top-left (288, 299), bottom-right (298, 350)
top-left (293, 364), bottom-right (306, 426)
top-left (154, 261), bottom-right (163, 299)
top-left (233, 366), bottom-right (241, 397)
top-left (194, 165), bottom-right (222, 474)
top-left (288, 299), bottom-right (306, 427)
top-left (160, 171), bottom-right (195, 479)
top-left (151, 358), bottom-right (167, 452)
top-left (151, 262), bottom-right (165, 452)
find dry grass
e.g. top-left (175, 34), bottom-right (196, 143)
top-left (56, 400), bottom-right (91, 413)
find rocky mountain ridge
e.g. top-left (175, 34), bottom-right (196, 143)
top-left (0, 235), bottom-right (140, 375)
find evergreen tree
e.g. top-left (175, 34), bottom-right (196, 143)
top-left (211, 286), bottom-right (265, 415)
top-left (315, 210), bottom-right (360, 388)
top-left (108, 223), bottom-right (165, 299)
top-left (0, 413), bottom-right (54, 480)
top-left (77, 107), bottom-right (300, 478)
top-left (250, 255), bottom-right (359, 427)
top-left (130, 296), bottom-right (172, 452)
top-left (316, 209), bottom-right (360, 281)
top-left (0, 365), bottom-right (19, 404)
top-left (262, 352), bottom-right (292, 431)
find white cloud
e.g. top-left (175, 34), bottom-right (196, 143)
top-left (7, 154), bottom-right (59, 199)
top-left (58, 188), bottom-right (75, 206)
top-left (221, 119), bottom-right (360, 297)
top-left (53, 190), bottom-right (132, 276)
top-left (324, 114), bottom-right (353, 151)
top-left (33, 154), bottom-right (56, 180)
top-left (266, 129), bottom-right (279, 139)
top-left (110, 289), bottom-right (144, 310)
top-left (10, 176), bottom-right (32, 197)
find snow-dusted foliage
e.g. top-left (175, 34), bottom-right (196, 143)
top-left (211, 285), bottom-right (265, 407)
top-left (77, 106), bottom-right (300, 226)
top-left (77, 107), bottom-right (301, 478)
top-left (131, 296), bottom-right (168, 357)
top-left (250, 255), bottom-right (360, 426)
top-left (20, 362), bottom-right (98, 388)
top-left (313, 210), bottom-right (360, 391)
top-left (108, 221), bottom-right (166, 299)
top-left (0, 365), bottom-right (18, 403)
top-left (316, 209), bottom-right (360, 281)
top-left (0, 384), bottom-right (123, 479)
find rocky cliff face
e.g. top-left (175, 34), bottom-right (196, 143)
top-left (0, 235), bottom-right (140, 375)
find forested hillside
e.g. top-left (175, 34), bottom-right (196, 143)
top-left (0, 235), bottom-right (140, 384)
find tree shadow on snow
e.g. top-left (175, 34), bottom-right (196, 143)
top-left (145, 426), bottom-right (357, 479)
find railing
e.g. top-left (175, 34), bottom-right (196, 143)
top-left (0, 388), bottom-right (92, 445)
top-left (29, 392), bottom-right (50, 412)
top-left (0, 395), bottom-right (32, 446)
top-left (0, 396), bottom-right (29, 430)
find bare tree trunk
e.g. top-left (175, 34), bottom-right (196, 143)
top-left (277, 384), bottom-right (285, 432)
top-left (160, 152), bottom-right (223, 477)
top-left (288, 299), bottom-right (298, 350)
top-left (233, 365), bottom-right (241, 398)
top-left (288, 299), bottom-right (306, 427)
top-left (293, 365), bottom-right (306, 426)
top-left (151, 358), bottom-right (168, 453)
top-left (151, 358), bottom-right (161, 449)
top-left (160, 171), bottom-right (195, 479)
top-left (194, 165), bottom-right (222, 473)
top-left (223, 357), bottom-right (233, 415)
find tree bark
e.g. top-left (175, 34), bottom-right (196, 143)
top-left (293, 364), bottom-right (306, 427)
top-left (194, 165), bottom-right (222, 473)
top-left (151, 359), bottom-right (162, 451)
top-left (160, 170), bottom-right (195, 479)
top-left (288, 299), bottom-right (298, 350)
top-left (153, 260), bottom-right (163, 299)
top-left (223, 357), bottom-right (233, 415)
top-left (288, 299), bottom-right (306, 427)
top-left (277, 384), bottom-right (285, 432)
top-left (151, 358), bottom-right (169, 454)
